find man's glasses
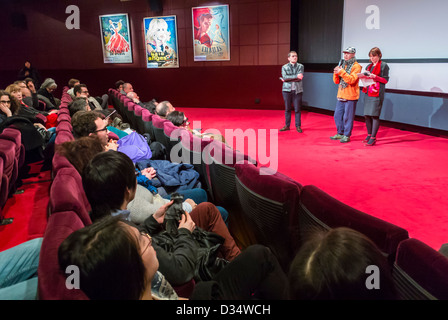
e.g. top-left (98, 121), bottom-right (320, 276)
top-left (0, 100), bottom-right (11, 104)
top-left (93, 127), bottom-right (108, 133)
top-left (140, 232), bottom-right (152, 254)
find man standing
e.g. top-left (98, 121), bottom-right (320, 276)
top-left (280, 51), bottom-right (304, 133)
top-left (330, 47), bottom-right (362, 143)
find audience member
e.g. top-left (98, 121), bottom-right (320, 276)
top-left (288, 227), bottom-right (397, 300)
top-left (81, 151), bottom-right (240, 285)
top-left (5, 84), bottom-right (58, 128)
top-left (37, 78), bottom-right (60, 110)
top-left (330, 47), bottom-right (361, 143)
top-left (24, 77), bottom-right (37, 94)
top-left (167, 110), bottom-right (225, 143)
top-left (68, 97), bottom-right (91, 117)
top-left (0, 237), bottom-right (43, 300)
top-left (67, 78), bottom-right (80, 99)
top-left (71, 110), bottom-right (118, 151)
top-left (155, 100), bottom-right (175, 118)
top-left (122, 82), bottom-right (134, 95)
top-left (58, 215), bottom-right (288, 300)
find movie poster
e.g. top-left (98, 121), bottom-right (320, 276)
top-left (99, 13), bottom-right (133, 63)
top-left (192, 5), bottom-right (230, 61)
top-left (144, 15), bottom-right (179, 68)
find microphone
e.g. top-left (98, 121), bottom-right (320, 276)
top-left (338, 59), bottom-right (343, 67)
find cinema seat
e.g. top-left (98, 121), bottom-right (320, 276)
top-left (392, 238), bottom-right (448, 300)
top-left (235, 161), bottom-right (303, 270)
top-left (205, 140), bottom-right (255, 209)
top-left (49, 163), bottom-right (92, 226)
top-left (298, 185), bottom-right (409, 265)
top-left (38, 210), bottom-right (89, 300)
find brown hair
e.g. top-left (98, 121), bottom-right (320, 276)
top-left (369, 47), bottom-right (382, 59)
top-left (55, 136), bottom-right (104, 173)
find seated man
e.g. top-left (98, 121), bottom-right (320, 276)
top-left (68, 97), bottom-right (91, 117)
top-left (155, 100), bottom-right (175, 119)
top-left (71, 110), bottom-right (118, 151)
top-left (121, 82), bottom-right (134, 95)
top-left (73, 84), bottom-right (105, 111)
top-left (81, 150), bottom-right (241, 286)
top-left (66, 78), bottom-right (80, 99)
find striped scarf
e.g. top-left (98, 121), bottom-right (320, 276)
top-left (339, 57), bottom-right (357, 89)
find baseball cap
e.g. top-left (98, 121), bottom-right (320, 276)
top-left (343, 47), bottom-right (356, 54)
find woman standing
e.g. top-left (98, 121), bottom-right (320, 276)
top-left (362, 47), bottom-right (389, 146)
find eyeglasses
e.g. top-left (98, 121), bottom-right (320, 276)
top-left (0, 100), bottom-right (11, 104)
top-left (93, 126), bottom-right (108, 133)
top-left (140, 232), bottom-right (152, 254)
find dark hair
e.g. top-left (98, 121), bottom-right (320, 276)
top-left (166, 110), bottom-right (185, 127)
top-left (58, 215), bottom-right (147, 300)
top-left (0, 90), bottom-right (20, 116)
top-left (55, 136), bottom-right (104, 174)
top-left (288, 227), bottom-right (397, 300)
top-left (68, 97), bottom-right (89, 117)
top-left (73, 84), bottom-right (87, 96)
top-left (68, 78), bottom-right (80, 88)
top-left (71, 110), bottom-right (100, 138)
top-left (115, 80), bottom-right (125, 90)
top-left (369, 47), bottom-right (382, 59)
top-left (82, 150), bottom-right (137, 222)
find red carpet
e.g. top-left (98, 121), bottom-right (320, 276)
top-left (1, 108), bottom-right (447, 252)
top-left (178, 107), bottom-right (448, 251)
top-left (0, 161), bottom-right (51, 251)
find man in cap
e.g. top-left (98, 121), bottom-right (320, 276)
top-left (330, 47), bottom-right (361, 143)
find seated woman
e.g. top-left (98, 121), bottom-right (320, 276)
top-left (58, 215), bottom-right (288, 300)
top-left (5, 84), bottom-right (58, 128)
top-left (0, 90), bottom-right (55, 158)
top-left (288, 227), bottom-right (397, 300)
top-left (80, 150), bottom-right (240, 285)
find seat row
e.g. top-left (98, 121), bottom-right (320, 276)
top-left (0, 126), bottom-right (25, 224)
top-left (109, 88), bottom-right (448, 300)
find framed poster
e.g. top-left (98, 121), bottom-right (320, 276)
top-left (99, 13), bottom-right (133, 63)
top-left (144, 15), bottom-right (179, 68)
top-left (192, 5), bottom-right (230, 61)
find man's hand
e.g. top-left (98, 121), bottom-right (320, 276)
top-left (178, 211), bottom-right (195, 232)
top-left (105, 139), bottom-right (118, 151)
top-left (141, 167), bottom-right (157, 180)
top-left (153, 200), bottom-right (173, 224)
top-left (297, 73), bottom-right (304, 80)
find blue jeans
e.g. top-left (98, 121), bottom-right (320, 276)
top-left (334, 99), bottom-right (357, 137)
top-left (163, 188), bottom-right (229, 225)
top-left (0, 237), bottom-right (43, 300)
top-left (282, 91), bottom-right (302, 128)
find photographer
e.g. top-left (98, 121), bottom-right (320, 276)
top-left (81, 150), bottom-right (240, 286)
